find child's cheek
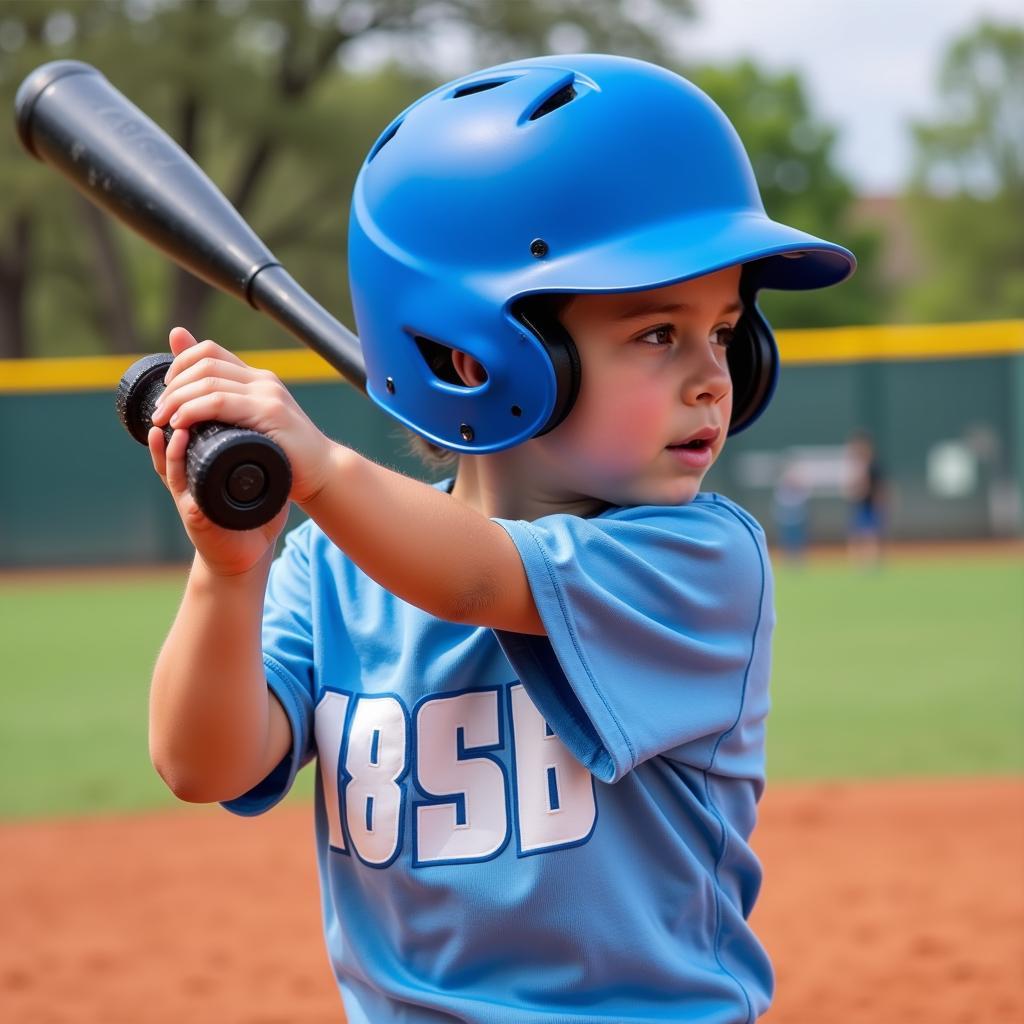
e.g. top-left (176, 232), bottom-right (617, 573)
top-left (616, 380), bottom-right (667, 433)
top-left (583, 388), bottom-right (666, 465)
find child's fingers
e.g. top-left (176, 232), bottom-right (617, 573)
top-left (148, 425), bottom-right (189, 503)
top-left (148, 426), bottom-right (169, 486)
top-left (164, 334), bottom-right (247, 387)
top-left (168, 326), bottom-right (199, 358)
top-left (163, 427), bottom-right (192, 498)
top-left (151, 375), bottom-right (249, 427)
top-left (164, 358), bottom-right (258, 392)
top-left (163, 393), bottom-right (266, 434)
top-left (155, 356), bottom-right (259, 408)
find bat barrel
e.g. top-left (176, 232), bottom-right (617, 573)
top-left (16, 61), bottom-right (277, 301)
top-left (15, 61), bottom-right (367, 392)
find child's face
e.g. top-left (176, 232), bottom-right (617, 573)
top-left (530, 265), bottom-right (740, 508)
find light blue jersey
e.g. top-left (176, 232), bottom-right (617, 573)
top-left (225, 485), bottom-right (775, 1023)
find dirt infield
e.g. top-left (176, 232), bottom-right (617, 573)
top-left (1, 778), bottom-right (1021, 1023)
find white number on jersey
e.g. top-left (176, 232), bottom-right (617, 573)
top-left (414, 689), bottom-right (509, 864)
top-left (313, 683), bottom-right (597, 866)
top-left (343, 695), bottom-right (408, 866)
top-left (508, 684), bottom-right (597, 853)
top-left (314, 690), bottom-right (350, 852)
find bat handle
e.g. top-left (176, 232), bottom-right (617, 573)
top-left (116, 354), bottom-right (292, 530)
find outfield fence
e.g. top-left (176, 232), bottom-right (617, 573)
top-left (1, 320), bottom-right (1021, 567)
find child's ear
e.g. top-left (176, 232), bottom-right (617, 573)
top-left (451, 349), bottom-right (488, 388)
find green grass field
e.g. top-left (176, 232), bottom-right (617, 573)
top-left (1, 553), bottom-right (1021, 819)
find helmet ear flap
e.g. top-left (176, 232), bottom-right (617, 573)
top-left (514, 298), bottom-right (582, 437)
top-left (727, 298), bottom-right (778, 435)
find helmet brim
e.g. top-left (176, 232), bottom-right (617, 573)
top-left (510, 209), bottom-right (855, 302)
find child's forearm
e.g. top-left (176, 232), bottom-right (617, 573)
top-left (149, 549), bottom-right (287, 803)
top-left (302, 445), bottom-right (543, 634)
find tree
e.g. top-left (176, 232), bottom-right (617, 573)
top-left (902, 21), bottom-right (1024, 322)
top-left (690, 60), bottom-right (886, 328)
top-left (0, 0), bottom-right (695, 359)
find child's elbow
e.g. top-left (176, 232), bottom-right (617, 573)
top-left (152, 756), bottom-right (213, 804)
top-left (445, 575), bottom-right (545, 635)
top-left (445, 576), bottom-right (499, 626)
top-left (150, 745), bottom-right (234, 805)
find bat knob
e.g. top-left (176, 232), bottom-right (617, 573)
top-left (116, 352), bottom-right (171, 443)
top-left (185, 422), bottom-right (292, 530)
top-left (116, 353), bottom-right (292, 530)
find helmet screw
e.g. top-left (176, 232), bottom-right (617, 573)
top-left (460, 423), bottom-right (475, 442)
top-left (385, 376), bottom-right (395, 394)
top-left (530, 238), bottom-right (549, 258)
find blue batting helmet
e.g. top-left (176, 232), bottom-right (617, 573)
top-left (348, 54), bottom-right (855, 453)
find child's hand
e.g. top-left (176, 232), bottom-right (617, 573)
top-left (148, 326), bottom-right (335, 576)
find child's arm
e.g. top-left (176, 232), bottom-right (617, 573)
top-left (301, 448), bottom-right (544, 635)
top-left (146, 329), bottom-right (300, 803)
top-left (148, 550), bottom-right (293, 803)
top-left (153, 329), bottom-right (544, 637)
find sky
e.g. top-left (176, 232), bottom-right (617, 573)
top-left (678, 0), bottom-right (1022, 194)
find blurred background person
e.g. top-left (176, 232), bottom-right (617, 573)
top-left (845, 429), bottom-right (887, 567)
top-left (773, 458), bottom-right (811, 563)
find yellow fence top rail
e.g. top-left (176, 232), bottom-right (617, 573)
top-left (776, 319), bottom-right (1024, 364)
top-left (1, 319), bottom-right (1022, 394)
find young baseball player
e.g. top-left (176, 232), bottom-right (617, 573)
top-left (147, 55), bottom-right (854, 1022)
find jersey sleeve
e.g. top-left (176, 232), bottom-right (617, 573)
top-left (222, 520), bottom-right (319, 817)
top-left (492, 498), bottom-right (771, 784)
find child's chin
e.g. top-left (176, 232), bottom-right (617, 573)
top-left (623, 478), bottom-right (703, 508)
top-left (672, 481), bottom-right (703, 505)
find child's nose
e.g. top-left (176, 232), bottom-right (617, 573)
top-left (682, 350), bottom-right (731, 406)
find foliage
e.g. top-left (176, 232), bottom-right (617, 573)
top-left (691, 60), bottom-right (886, 328)
top-left (0, 0), bottom-right (693, 359)
top-left (0, 0), bottom-right (890, 358)
top-left (901, 21), bottom-right (1024, 322)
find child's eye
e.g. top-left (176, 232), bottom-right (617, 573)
top-left (635, 324), bottom-right (736, 349)
top-left (637, 325), bottom-right (674, 346)
top-left (713, 325), bottom-right (736, 348)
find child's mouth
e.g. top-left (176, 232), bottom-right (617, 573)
top-left (667, 426), bottom-right (719, 451)
top-left (666, 428), bottom-right (718, 469)
top-left (666, 442), bottom-right (713, 469)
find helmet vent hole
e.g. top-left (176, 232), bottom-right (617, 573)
top-left (528, 82), bottom-right (577, 121)
top-left (415, 335), bottom-right (488, 388)
top-left (368, 119), bottom-right (403, 162)
top-left (451, 78), bottom-right (513, 99)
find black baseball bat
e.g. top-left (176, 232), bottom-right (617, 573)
top-left (15, 60), bottom-right (368, 529)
